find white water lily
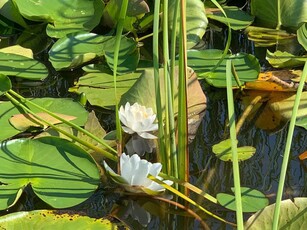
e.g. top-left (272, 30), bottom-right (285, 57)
top-left (103, 153), bottom-right (173, 194)
top-left (119, 102), bottom-right (158, 139)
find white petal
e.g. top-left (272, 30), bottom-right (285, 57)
top-left (146, 182), bottom-right (164, 191)
top-left (122, 126), bottom-right (135, 134)
top-left (120, 153), bottom-right (133, 184)
top-left (148, 163), bottom-right (162, 177)
top-left (130, 159), bottom-right (150, 186)
top-left (138, 132), bottom-right (157, 139)
top-left (103, 161), bottom-right (116, 175)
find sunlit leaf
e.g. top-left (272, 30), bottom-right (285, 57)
top-left (0, 210), bottom-right (124, 229)
top-left (212, 139), bottom-right (256, 161)
top-left (169, 0), bottom-right (208, 49)
top-left (266, 50), bottom-right (307, 68)
top-left (297, 22), bottom-right (307, 51)
top-left (0, 74), bottom-right (11, 95)
top-left (245, 198), bottom-right (307, 229)
top-left (187, 49), bottom-right (260, 87)
top-left (207, 6), bottom-right (254, 30)
top-left (0, 137), bottom-right (100, 209)
top-left (0, 0), bottom-right (28, 27)
top-left (217, 187), bottom-right (268, 212)
top-left (9, 112), bottom-right (76, 131)
top-left (0, 98), bottom-right (88, 141)
top-left (13, 0), bottom-right (104, 38)
top-left (251, 0), bottom-right (307, 30)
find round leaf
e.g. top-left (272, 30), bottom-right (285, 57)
top-left (0, 137), bottom-right (100, 209)
top-left (217, 187), bottom-right (269, 212)
top-left (0, 210), bottom-right (123, 229)
top-left (212, 139), bottom-right (256, 161)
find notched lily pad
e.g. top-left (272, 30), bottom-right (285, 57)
top-left (212, 139), bottom-right (256, 161)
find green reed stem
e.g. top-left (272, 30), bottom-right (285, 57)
top-left (226, 60), bottom-right (243, 229)
top-left (8, 89), bottom-right (117, 155)
top-left (153, 0), bottom-right (166, 167)
top-left (5, 92), bottom-right (117, 162)
top-left (177, 0), bottom-right (189, 188)
top-left (113, 0), bottom-right (129, 154)
top-left (272, 61), bottom-right (307, 230)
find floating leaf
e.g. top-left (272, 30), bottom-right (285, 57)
top-left (266, 50), bottom-right (307, 68)
top-left (0, 74), bottom-right (11, 96)
top-left (0, 98), bottom-right (88, 141)
top-left (217, 187), bottom-right (268, 212)
top-left (49, 32), bottom-right (139, 74)
top-left (297, 22), bottom-right (307, 51)
top-left (212, 139), bottom-right (256, 161)
top-left (0, 210), bottom-right (124, 229)
top-left (169, 0), bottom-right (208, 49)
top-left (187, 49), bottom-right (260, 87)
top-left (207, 6), bottom-right (254, 30)
top-left (0, 0), bottom-right (28, 28)
top-left (0, 137), bottom-right (100, 209)
top-left (13, 0), bottom-right (104, 38)
top-left (245, 198), bottom-right (307, 229)
top-left (9, 112), bottom-right (76, 131)
top-left (251, 0), bottom-right (307, 30)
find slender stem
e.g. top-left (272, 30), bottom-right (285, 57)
top-left (226, 60), bottom-right (243, 229)
top-left (272, 61), bottom-right (307, 230)
top-left (8, 89), bottom-right (117, 155)
top-left (113, 0), bottom-right (129, 155)
top-left (5, 92), bottom-right (118, 162)
top-left (153, 0), bottom-right (166, 167)
top-left (276, 0), bottom-right (281, 30)
top-left (137, 32), bottom-right (154, 42)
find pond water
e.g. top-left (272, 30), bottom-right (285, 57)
top-left (1, 28), bottom-right (306, 229)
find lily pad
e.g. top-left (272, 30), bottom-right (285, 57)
top-left (13, 0), bottom-right (104, 38)
top-left (9, 112), bottom-right (77, 131)
top-left (206, 6), bottom-right (254, 30)
top-left (297, 22), bottom-right (307, 51)
top-left (245, 198), bottom-right (307, 229)
top-left (266, 50), bottom-right (307, 68)
top-left (0, 48), bottom-right (48, 80)
top-left (217, 187), bottom-right (268, 212)
top-left (0, 98), bottom-right (88, 141)
top-left (0, 74), bottom-right (11, 96)
top-left (169, 0), bottom-right (208, 49)
top-left (0, 210), bottom-right (124, 229)
top-left (49, 32), bottom-right (139, 74)
top-left (251, 0), bottom-right (307, 30)
top-left (212, 139), bottom-right (256, 161)
top-left (0, 137), bottom-right (100, 209)
top-left (0, 0), bottom-right (28, 28)
top-left (187, 49), bottom-right (260, 87)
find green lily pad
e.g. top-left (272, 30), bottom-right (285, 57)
top-left (251, 0), bottom-right (307, 30)
top-left (0, 74), bottom-right (11, 96)
top-left (0, 48), bottom-right (48, 80)
top-left (0, 137), bottom-right (100, 209)
top-left (49, 32), bottom-right (139, 74)
top-left (297, 22), bottom-right (307, 51)
top-left (0, 98), bottom-right (88, 141)
top-left (13, 0), bottom-right (104, 38)
top-left (0, 0), bottom-right (28, 28)
top-left (187, 49), bottom-right (260, 87)
top-left (169, 0), bottom-right (208, 49)
top-left (245, 198), bottom-right (307, 229)
top-left (217, 187), bottom-right (269, 212)
top-left (0, 210), bottom-right (124, 229)
top-left (266, 50), bottom-right (307, 68)
top-left (207, 6), bottom-right (254, 30)
top-left (212, 139), bottom-right (256, 161)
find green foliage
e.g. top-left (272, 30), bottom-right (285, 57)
top-left (212, 139), bottom-right (256, 161)
top-left (0, 98), bottom-right (88, 141)
top-left (13, 0), bottom-right (104, 38)
top-left (187, 49), bottom-right (260, 87)
top-left (0, 137), bottom-right (100, 209)
top-left (266, 50), bottom-right (307, 68)
top-left (0, 74), bottom-right (11, 95)
top-left (217, 187), bottom-right (269, 212)
top-left (245, 198), bottom-right (307, 229)
top-left (297, 22), bottom-right (307, 51)
top-left (0, 210), bottom-right (124, 229)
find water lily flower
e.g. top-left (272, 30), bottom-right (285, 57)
top-left (119, 102), bottom-right (158, 139)
top-left (103, 153), bottom-right (173, 194)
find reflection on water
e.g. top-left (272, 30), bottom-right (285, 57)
top-left (189, 89), bottom-right (307, 228)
